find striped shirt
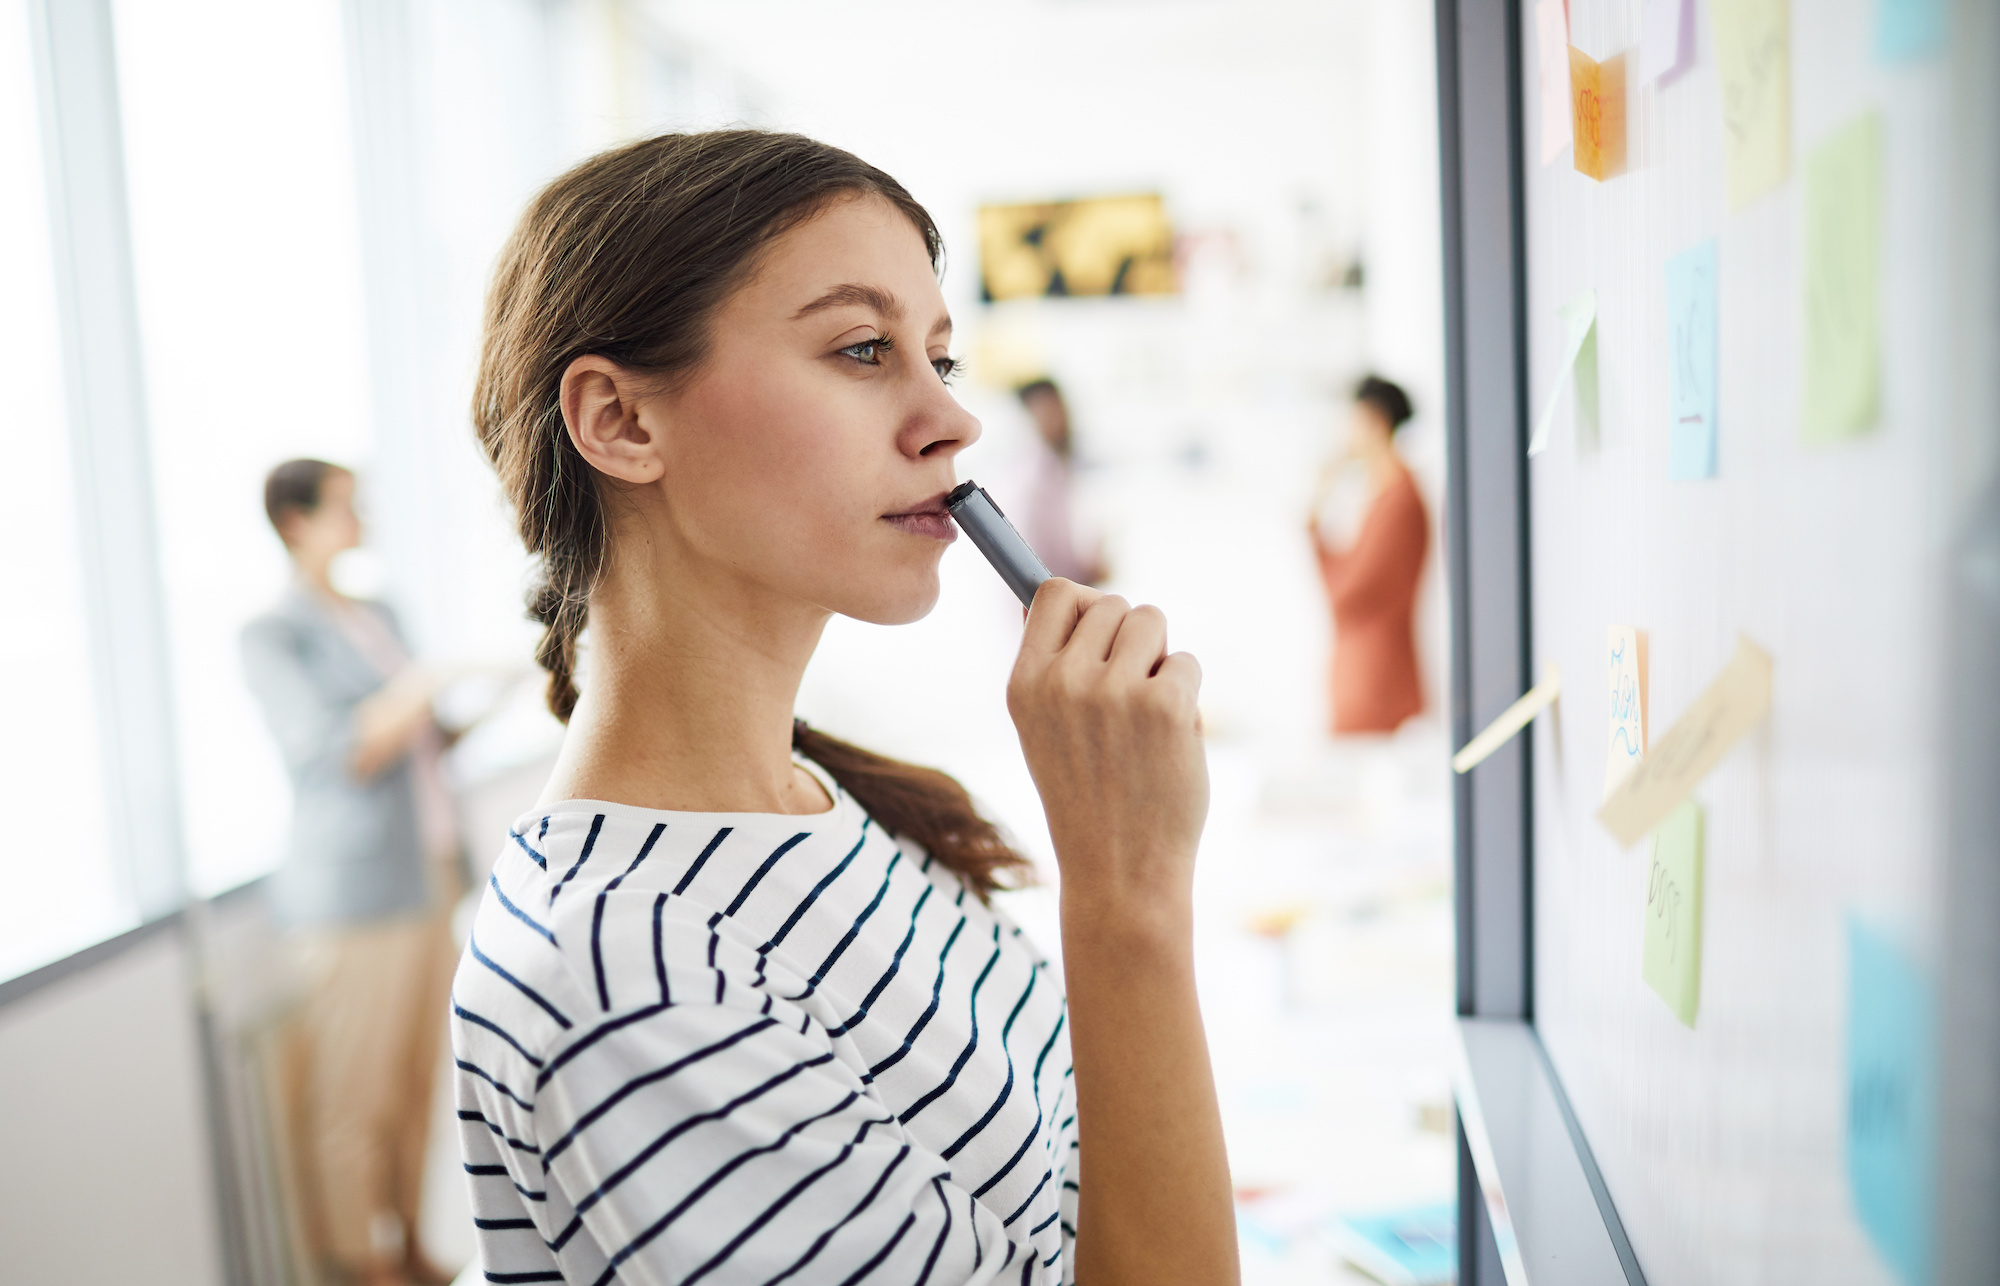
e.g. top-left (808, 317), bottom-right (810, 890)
top-left (451, 761), bottom-right (1079, 1285)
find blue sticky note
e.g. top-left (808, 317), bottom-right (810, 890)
top-left (1847, 916), bottom-right (1937, 1286)
top-left (1877, 0), bottom-right (1947, 63)
top-left (1666, 239), bottom-right (1719, 479)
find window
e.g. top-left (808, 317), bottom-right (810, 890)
top-left (0, 0), bottom-right (132, 979)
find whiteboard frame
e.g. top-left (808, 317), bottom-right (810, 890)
top-left (1435, 1), bottom-right (1645, 1282)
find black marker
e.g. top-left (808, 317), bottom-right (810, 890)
top-left (946, 481), bottom-right (1053, 607)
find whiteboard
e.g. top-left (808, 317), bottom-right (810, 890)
top-left (1514, 1), bottom-right (1994, 1283)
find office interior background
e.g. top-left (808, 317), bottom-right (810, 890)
top-left (5, 0), bottom-right (1455, 1282)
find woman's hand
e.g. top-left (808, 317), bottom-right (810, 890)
top-left (1007, 578), bottom-right (1208, 925)
top-left (1007, 578), bottom-right (1238, 1285)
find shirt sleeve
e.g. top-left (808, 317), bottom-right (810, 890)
top-left (533, 988), bottom-right (1050, 1286)
top-left (239, 615), bottom-right (359, 784)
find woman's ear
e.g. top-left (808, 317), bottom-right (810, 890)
top-left (561, 355), bottom-right (666, 485)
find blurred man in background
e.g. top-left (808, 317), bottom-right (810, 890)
top-left (241, 459), bottom-right (465, 1286)
top-left (1014, 377), bottom-right (1108, 586)
top-left (1308, 376), bottom-right (1428, 735)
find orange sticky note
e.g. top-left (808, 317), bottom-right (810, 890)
top-left (1569, 47), bottom-right (1627, 181)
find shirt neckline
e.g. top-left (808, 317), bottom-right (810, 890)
top-left (521, 755), bottom-right (850, 834)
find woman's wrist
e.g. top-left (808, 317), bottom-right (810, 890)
top-left (1059, 881), bottom-right (1196, 956)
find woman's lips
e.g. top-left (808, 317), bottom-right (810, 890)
top-left (883, 509), bottom-right (957, 542)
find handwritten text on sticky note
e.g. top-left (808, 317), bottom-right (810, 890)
top-left (1605, 626), bottom-right (1647, 798)
top-left (1569, 47), bottom-right (1627, 181)
top-left (1712, 0), bottom-right (1791, 208)
top-left (1641, 799), bottom-right (1703, 1027)
top-left (1847, 916), bottom-right (1937, 1286)
top-left (1598, 636), bottom-right (1772, 847)
top-left (1666, 239), bottom-right (1720, 479)
top-left (1804, 113), bottom-right (1883, 442)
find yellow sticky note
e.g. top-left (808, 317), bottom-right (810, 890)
top-left (1598, 636), bottom-right (1772, 847)
top-left (1605, 626), bottom-right (1647, 799)
top-left (1642, 799), bottom-right (1704, 1026)
top-left (1569, 47), bottom-right (1626, 181)
top-left (1803, 113), bottom-right (1884, 441)
top-left (1712, 0), bottom-right (1789, 208)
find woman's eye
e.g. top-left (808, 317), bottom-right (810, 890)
top-left (841, 339), bottom-right (885, 364)
top-left (933, 356), bottom-right (963, 384)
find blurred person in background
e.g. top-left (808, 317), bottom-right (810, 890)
top-left (1308, 375), bottom-right (1427, 735)
top-left (242, 459), bottom-right (467, 1286)
top-left (1015, 377), bottom-right (1108, 585)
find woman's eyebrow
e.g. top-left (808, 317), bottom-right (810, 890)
top-left (792, 282), bottom-right (904, 321)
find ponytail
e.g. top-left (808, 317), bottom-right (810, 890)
top-left (793, 721), bottom-right (1029, 899)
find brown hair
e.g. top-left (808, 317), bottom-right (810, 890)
top-left (472, 129), bottom-right (1027, 897)
top-left (263, 458), bottom-right (347, 540)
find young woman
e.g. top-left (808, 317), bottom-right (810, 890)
top-left (451, 131), bottom-right (1236, 1286)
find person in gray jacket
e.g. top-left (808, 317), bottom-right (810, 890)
top-left (242, 459), bottom-right (462, 1286)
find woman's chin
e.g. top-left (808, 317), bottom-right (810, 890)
top-left (833, 568), bottom-right (942, 626)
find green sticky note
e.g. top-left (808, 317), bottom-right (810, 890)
top-left (1642, 799), bottom-right (1704, 1026)
top-left (1803, 113), bottom-right (1884, 441)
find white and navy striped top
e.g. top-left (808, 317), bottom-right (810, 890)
top-left (451, 760), bottom-right (1079, 1285)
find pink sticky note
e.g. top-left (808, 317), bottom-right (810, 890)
top-left (1641, 0), bottom-right (1695, 85)
top-left (1537, 0), bottom-right (1574, 163)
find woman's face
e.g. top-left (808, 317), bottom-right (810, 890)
top-left (625, 194), bottom-right (980, 626)
top-left (282, 469), bottom-right (363, 562)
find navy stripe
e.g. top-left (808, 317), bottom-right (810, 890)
top-left (566, 1053), bottom-right (838, 1222)
top-left (723, 832), bottom-right (811, 916)
top-left (1029, 1208), bottom-right (1060, 1236)
top-left (456, 1058), bottom-right (534, 1113)
top-left (785, 850), bottom-right (901, 1000)
top-left (541, 1015), bottom-right (781, 1163)
top-left (763, 820), bottom-right (870, 951)
top-left (899, 928), bottom-right (1002, 1121)
top-left (678, 1126), bottom-right (882, 1286)
top-left (548, 813), bottom-right (604, 907)
top-left (463, 1162), bottom-right (509, 1176)
top-left (588, 1091), bottom-right (859, 1284)
top-left (535, 1001), bottom-right (669, 1090)
top-left (1043, 1245), bottom-right (1063, 1268)
top-left (763, 1145), bottom-right (912, 1286)
top-left (488, 874), bottom-right (557, 946)
top-left (458, 1108), bottom-right (541, 1155)
top-left (454, 1000), bottom-right (545, 1069)
top-left (507, 825), bottom-right (549, 869)
top-left (469, 934), bottom-right (572, 1030)
top-left (473, 1217), bottom-right (537, 1231)
top-left (826, 882), bottom-right (934, 1037)
top-left (672, 826), bottom-right (734, 895)
top-left (865, 913), bottom-right (970, 1081)
top-left (1002, 1167), bottom-right (1053, 1226)
top-left (913, 1174), bottom-right (954, 1286)
top-left (973, 1117), bottom-right (1041, 1199)
top-left (941, 968), bottom-right (1039, 1159)
top-left (486, 1272), bottom-right (562, 1284)
top-left (834, 1210), bottom-right (917, 1286)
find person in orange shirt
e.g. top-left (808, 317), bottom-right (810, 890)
top-left (1309, 375), bottom-right (1429, 735)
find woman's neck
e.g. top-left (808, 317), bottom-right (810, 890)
top-left (537, 527), bottom-right (834, 817)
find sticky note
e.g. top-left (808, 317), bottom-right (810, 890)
top-left (1528, 290), bottom-right (1597, 457)
top-left (1666, 239), bottom-right (1720, 479)
top-left (1877, 0), bottom-right (1947, 63)
top-left (1712, 0), bottom-right (1791, 208)
top-left (1535, 0), bottom-right (1573, 164)
top-left (1641, 0), bottom-right (1695, 85)
top-left (1598, 636), bottom-right (1772, 847)
top-left (1569, 48), bottom-right (1627, 181)
top-left (1453, 663), bottom-right (1562, 774)
top-left (1605, 627), bottom-right (1647, 798)
top-left (1803, 113), bottom-right (1883, 442)
top-left (1847, 917), bottom-right (1937, 1286)
top-left (1641, 799), bottom-right (1703, 1026)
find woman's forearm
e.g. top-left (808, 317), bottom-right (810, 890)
top-left (1063, 896), bottom-right (1238, 1286)
top-left (349, 666), bottom-right (438, 779)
